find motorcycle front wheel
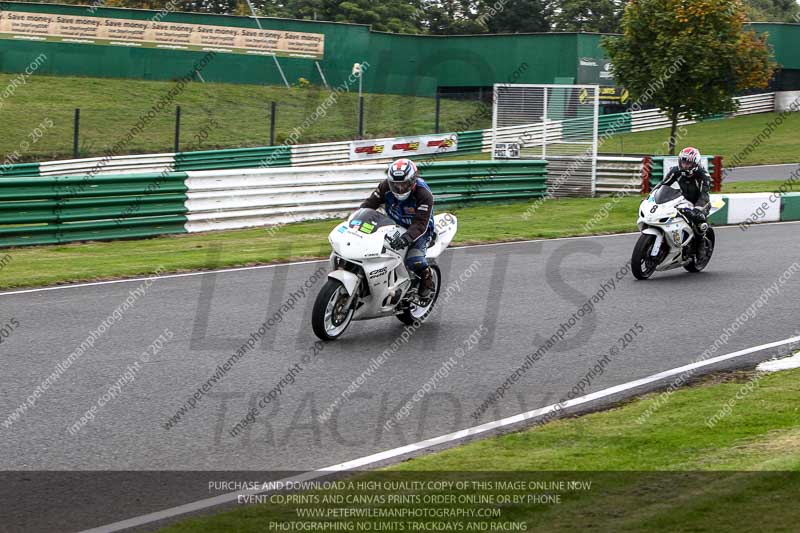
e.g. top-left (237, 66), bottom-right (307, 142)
top-left (631, 234), bottom-right (658, 280)
top-left (312, 279), bottom-right (355, 341)
top-left (397, 264), bottom-right (441, 325)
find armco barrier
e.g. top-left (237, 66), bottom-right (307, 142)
top-left (39, 153), bottom-right (176, 177)
top-left (184, 160), bottom-right (548, 233)
top-left (174, 145), bottom-right (292, 171)
top-left (0, 161), bottom-right (547, 245)
top-left (0, 173), bottom-right (188, 247)
top-left (595, 156), bottom-right (643, 194)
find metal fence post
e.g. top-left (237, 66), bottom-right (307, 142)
top-left (270, 101), bottom-right (277, 146)
top-left (174, 105), bottom-right (181, 153)
top-left (435, 93), bottom-right (441, 134)
top-left (73, 108), bottom-right (80, 158)
top-left (358, 96), bottom-right (365, 139)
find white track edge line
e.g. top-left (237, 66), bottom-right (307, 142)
top-left (81, 333), bottom-right (800, 533)
top-left (5, 219), bottom-right (799, 297)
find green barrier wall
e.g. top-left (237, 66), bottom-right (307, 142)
top-left (0, 172), bottom-right (189, 247)
top-left (0, 162), bottom-right (40, 178)
top-left (421, 160), bottom-right (548, 204)
top-left (780, 192), bottom-right (800, 221)
top-left (173, 146), bottom-right (292, 171)
top-left (454, 131), bottom-right (485, 155)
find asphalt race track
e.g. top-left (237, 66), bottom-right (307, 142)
top-left (724, 163), bottom-right (799, 182)
top-left (1, 222), bottom-right (799, 532)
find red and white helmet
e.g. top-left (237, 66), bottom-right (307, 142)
top-left (678, 146), bottom-right (701, 173)
top-left (386, 158), bottom-right (419, 200)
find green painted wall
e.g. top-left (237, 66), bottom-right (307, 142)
top-left (749, 23), bottom-right (800, 70)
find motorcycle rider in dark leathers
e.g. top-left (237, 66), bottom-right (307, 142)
top-left (661, 146), bottom-right (711, 260)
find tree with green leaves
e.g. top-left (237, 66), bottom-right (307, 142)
top-left (259, 0), bottom-right (424, 33)
top-left (744, 0), bottom-right (800, 22)
top-left (477, 0), bottom-right (553, 34)
top-left (553, 0), bottom-right (623, 33)
top-left (604, 0), bottom-right (775, 154)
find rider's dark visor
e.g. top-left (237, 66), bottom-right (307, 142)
top-left (390, 181), bottom-right (413, 194)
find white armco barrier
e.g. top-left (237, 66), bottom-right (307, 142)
top-left (290, 140), bottom-right (351, 166)
top-left (38, 152), bottom-right (175, 176)
top-left (183, 165), bottom-right (386, 233)
top-left (594, 156), bottom-right (644, 194)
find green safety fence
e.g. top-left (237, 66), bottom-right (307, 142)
top-left (173, 145), bottom-right (292, 171)
top-left (0, 173), bottom-right (189, 247)
top-left (421, 160), bottom-right (548, 204)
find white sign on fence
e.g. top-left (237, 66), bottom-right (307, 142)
top-left (349, 134), bottom-right (458, 161)
top-left (493, 143), bottom-right (521, 159)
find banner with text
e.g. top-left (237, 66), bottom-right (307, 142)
top-left (0, 11), bottom-right (325, 59)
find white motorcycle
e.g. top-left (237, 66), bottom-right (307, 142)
top-left (312, 208), bottom-right (458, 340)
top-left (632, 183), bottom-right (724, 280)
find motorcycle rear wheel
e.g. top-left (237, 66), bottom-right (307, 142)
top-left (312, 279), bottom-right (355, 341)
top-left (631, 234), bottom-right (658, 280)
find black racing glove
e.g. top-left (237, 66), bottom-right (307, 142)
top-left (390, 232), bottom-right (413, 250)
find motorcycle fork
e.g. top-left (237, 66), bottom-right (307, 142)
top-left (342, 272), bottom-right (365, 311)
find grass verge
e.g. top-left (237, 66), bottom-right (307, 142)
top-left (0, 180), bottom-right (787, 290)
top-left (606, 112), bottom-right (800, 166)
top-left (158, 367), bottom-right (800, 532)
top-left (0, 73), bottom-right (487, 162)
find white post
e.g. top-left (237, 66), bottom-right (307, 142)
top-left (591, 86), bottom-right (600, 197)
top-left (491, 84), bottom-right (498, 160)
top-left (542, 89), bottom-right (548, 160)
top-left (353, 63), bottom-right (365, 139)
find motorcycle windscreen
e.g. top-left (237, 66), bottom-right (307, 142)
top-left (348, 208), bottom-right (397, 230)
top-left (653, 185), bottom-right (683, 204)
